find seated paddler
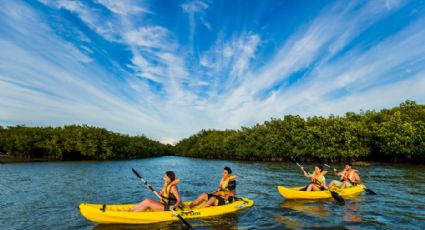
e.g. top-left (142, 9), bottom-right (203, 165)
top-left (301, 164), bottom-right (329, 191)
top-left (130, 171), bottom-right (181, 212)
top-left (187, 166), bottom-right (237, 209)
top-left (329, 162), bottom-right (362, 189)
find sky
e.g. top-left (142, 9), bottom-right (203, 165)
top-left (1, 0), bottom-right (425, 144)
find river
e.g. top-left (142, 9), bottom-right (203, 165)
top-left (1, 156), bottom-right (424, 229)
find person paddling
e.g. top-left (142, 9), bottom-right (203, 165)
top-left (187, 166), bottom-right (237, 209)
top-left (301, 165), bottom-right (329, 191)
top-left (130, 171), bottom-right (182, 212)
top-left (328, 163), bottom-right (362, 189)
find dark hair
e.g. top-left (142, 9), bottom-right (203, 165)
top-left (316, 165), bottom-right (323, 172)
top-left (224, 166), bottom-right (232, 174)
top-left (345, 162), bottom-right (353, 167)
top-left (166, 171), bottom-right (175, 181)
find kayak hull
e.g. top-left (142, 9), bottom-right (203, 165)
top-left (277, 184), bottom-right (365, 200)
top-left (79, 197), bottom-right (254, 224)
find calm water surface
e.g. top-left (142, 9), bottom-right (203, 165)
top-left (1, 156), bottom-right (424, 229)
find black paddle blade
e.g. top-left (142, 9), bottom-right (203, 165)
top-left (176, 214), bottom-right (193, 229)
top-left (365, 188), bottom-right (377, 195)
top-left (131, 168), bottom-right (142, 179)
top-left (330, 191), bottom-right (345, 205)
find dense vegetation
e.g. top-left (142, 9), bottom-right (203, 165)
top-left (175, 100), bottom-right (425, 163)
top-left (0, 125), bottom-right (171, 160)
top-left (1, 101), bottom-right (424, 163)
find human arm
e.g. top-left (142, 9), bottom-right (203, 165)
top-left (301, 167), bottom-right (310, 178)
top-left (322, 178), bottom-right (328, 190)
top-left (333, 168), bottom-right (338, 176)
top-left (157, 185), bottom-right (164, 196)
top-left (353, 172), bottom-right (362, 184)
top-left (169, 186), bottom-right (181, 210)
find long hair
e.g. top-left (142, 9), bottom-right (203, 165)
top-left (166, 171), bottom-right (175, 181)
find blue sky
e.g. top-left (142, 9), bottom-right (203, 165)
top-left (1, 0), bottom-right (425, 143)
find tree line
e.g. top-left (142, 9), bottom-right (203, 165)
top-left (0, 125), bottom-right (171, 160)
top-left (1, 100), bottom-right (424, 163)
top-left (174, 100), bottom-right (425, 163)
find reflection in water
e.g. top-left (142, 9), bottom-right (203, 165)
top-left (280, 200), bottom-right (329, 217)
top-left (278, 198), bottom-right (365, 229)
top-left (343, 203), bottom-right (362, 223)
top-left (342, 197), bottom-right (363, 223)
top-left (93, 213), bottom-right (239, 230)
top-left (197, 213), bottom-right (239, 230)
top-left (93, 222), bottom-right (179, 230)
top-left (274, 215), bottom-right (304, 229)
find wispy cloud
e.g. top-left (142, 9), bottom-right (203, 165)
top-left (0, 1), bottom-right (166, 138)
top-left (199, 33), bottom-right (261, 97)
top-left (216, 0), bottom-right (414, 125)
top-left (181, 0), bottom-right (211, 56)
top-left (39, 0), bottom-right (124, 42)
top-left (96, 0), bottom-right (149, 15)
top-left (124, 26), bottom-right (169, 49)
top-left (1, 0), bottom-right (424, 142)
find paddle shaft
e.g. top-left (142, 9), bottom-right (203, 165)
top-left (131, 168), bottom-right (193, 229)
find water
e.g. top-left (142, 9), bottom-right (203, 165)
top-left (1, 156), bottom-right (424, 229)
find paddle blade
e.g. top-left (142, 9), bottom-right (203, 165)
top-left (365, 188), bottom-right (377, 195)
top-left (176, 214), bottom-right (193, 229)
top-left (171, 208), bottom-right (193, 229)
top-left (131, 168), bottom-right (142, 179)
top-left (330, 191), bottom-right (345, 204)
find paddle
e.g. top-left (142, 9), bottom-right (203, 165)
top-left (323, 164), bottom-right (376, 195)
top-left (289, 157), bottom-right (345, 204)
top-left (131, 168), bottom-right (193, 229)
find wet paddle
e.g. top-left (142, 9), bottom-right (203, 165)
top-left (289, 157), bottom-right (345, 204)
top-left (323, 164), bottom-right (376, 195)
top-left (131, 168), bottom-right (193, 229)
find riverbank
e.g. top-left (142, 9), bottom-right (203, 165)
top-left (0, 154), bottom-right (57, 163)
top-left (1, 154), bottom-right (419, 166)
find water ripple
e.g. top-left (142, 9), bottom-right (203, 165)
top-left (0, 156), bottom-right (424, 229)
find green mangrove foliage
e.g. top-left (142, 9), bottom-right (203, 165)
top-left (1, 101), bottom-right (424, 163)
top-left (0, 125), bottom-right (171, 160)
top-left (175, 101), bottom-right (425, 163)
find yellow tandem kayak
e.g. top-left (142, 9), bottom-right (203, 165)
top-left (277, 184), bottom-right (365, 200)
top-left (79, 197), bottom-right (254, 224)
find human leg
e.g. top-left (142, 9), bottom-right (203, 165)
top-left (130, 198), bottom-right (164, 212)
top-left (306, 184), bottom-right (314, 191)
top-left (200, 196), bottom-right (217, 208)
top-left (188, 192), bottom-right (209, 208)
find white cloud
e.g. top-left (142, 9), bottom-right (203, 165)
top-left (2, 0), bottom-right (425, 142)
top-left (219, 1), bottom-right (408, 113)
top-left (39, 0), bottom-right (123, 42)
top-left (96, 0), bottom-right (149, 15)
top-left (248, 18), bottom-right (425, 122)
top-left (124, 26), bottom-right (169, 48)
top-left (181, 0), bottom-right (208, 14)
top-left (181, 0), bottom-right (211, 52)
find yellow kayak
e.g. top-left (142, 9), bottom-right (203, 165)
top-left (277, 184), bottom-right (365, 200)
top-left (79, 197), bottom-right (254, 224)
